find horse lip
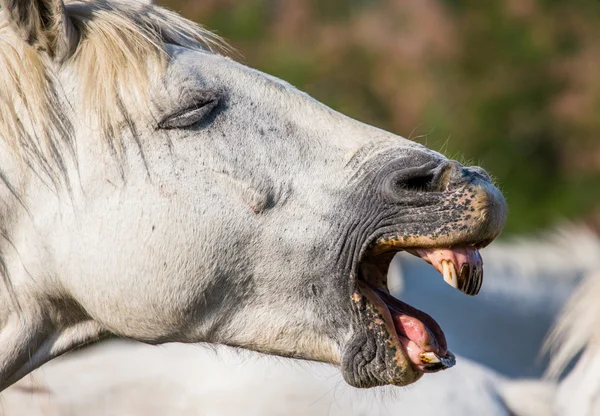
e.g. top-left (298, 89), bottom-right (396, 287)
top-left (368, 234), bottom-right (490, 257)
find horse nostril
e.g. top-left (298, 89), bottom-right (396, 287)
top-left (429, 161), bottom-right (462, 192)
top-left (391, 161), bottom-right (463, 195)
top-left (401, 172), bottom-right (436, 192)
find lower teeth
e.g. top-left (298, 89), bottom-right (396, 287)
top-left (419, 351), bottom-right (456, 369)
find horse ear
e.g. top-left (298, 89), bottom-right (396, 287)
top-left (1, 0), bottom-right (78, 61)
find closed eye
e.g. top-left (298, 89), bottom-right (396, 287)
top-left (158, 94), bottom-right (220, 130)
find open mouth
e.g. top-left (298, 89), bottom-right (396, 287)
top-left (355, 236), bottom-right (485, 375)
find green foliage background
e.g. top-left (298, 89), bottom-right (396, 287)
top-left (161, 0), bottom-right (600, 234)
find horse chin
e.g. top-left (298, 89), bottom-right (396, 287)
top-left (341, 237), bottom-right (489, 388)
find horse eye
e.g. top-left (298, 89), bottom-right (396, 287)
top-left (158, 96), bottom-right (219, 130)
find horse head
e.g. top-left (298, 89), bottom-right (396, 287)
top-left (0, 0), bottom-right (506, 390)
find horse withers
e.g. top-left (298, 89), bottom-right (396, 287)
top-left (0, 0), bottom-right (506, 391)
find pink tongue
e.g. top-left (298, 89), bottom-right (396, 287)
top-left (394, 314), bottom-right (437, 347)
top-left (384, 296), bottom-right (448, 369)
top-left (409, 247), bottom-right (483, 296)
top-left (392, 313), bottom-right (446, 370)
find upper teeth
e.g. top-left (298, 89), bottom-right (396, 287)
top-left (441, 260), bottom-right (458, 289)
top-left (412, 247), bottom-right (484, 297)
top-left (441, 260), bottom-right (482, 296)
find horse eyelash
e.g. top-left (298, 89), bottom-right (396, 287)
top-left (157, 98), bottom-right (218, 130)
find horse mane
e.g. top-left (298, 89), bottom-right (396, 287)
top-left (483, 223), bottom-right (600, 379)
top-left (544, 269), bottom-right (600, 378)
top-left (0, 0), bottom-right (230, 187)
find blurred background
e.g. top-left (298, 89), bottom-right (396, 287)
top-left (5, 1), bottom-right (600, 414)
top-left (163, 0), bottom-right (600, 235)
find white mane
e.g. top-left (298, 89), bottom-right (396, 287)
top-left (0, 0), bottom-right (229, 186)
top-left (479, 224), bottom-right (600, 379)
top-left (544, 269), bottom-right (600, 378)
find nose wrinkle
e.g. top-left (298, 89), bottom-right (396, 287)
top-left (431, 160), bottom-right (463, 192)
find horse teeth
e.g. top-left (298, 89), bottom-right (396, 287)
top-left (420, 352), bottom-right (441, 364)
top-left (463, 264), bottom-right (482, 296)
top-left (441, 260), bottom-right (459, 289)
top-left (459, 264), bottom-right (471, 294)
top-left (420, 351), bottom-right (456, 370)
top-left (473, 267), bottom-right (483, 296)
top-left (441, 260), bottom-right (483, 296)
top-left (439, 351), bottom-right (456, 368)
top-left (416, 248), bottom-right (484, 296)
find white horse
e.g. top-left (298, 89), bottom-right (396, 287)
top-left (7, 227), bottom-right (597, 415)
top-left (0, 0), bottom-right (507, 392)
top-left (492, 268), bottom-right (600, 416)
top-left (543, 269), bottom-right (600, 415)
top-left (3, 340), bottom-right (515, 416)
